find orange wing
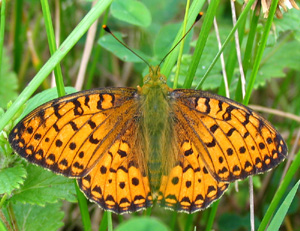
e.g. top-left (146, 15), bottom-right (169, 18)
top-left (157, 119), bottom-right (229, 213)
top-left (157, 89), bottom-right (287, 213)
top-left (170, 89), bottom-right (287, 182)
top-left (9, 88), bottom-right (153, 213)
top-left (78, 120), bottom-right (153, 214)
top-left (9, 88), bottom-right (138, 177)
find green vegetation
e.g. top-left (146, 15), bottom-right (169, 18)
top-left (1, 0), bottom-right (300, 230)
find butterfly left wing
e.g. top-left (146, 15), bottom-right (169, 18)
top-left (170, 89), bottom-right (288, 182)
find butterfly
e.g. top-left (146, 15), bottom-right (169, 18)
top-left (9, 65), bottom-right (287, 214)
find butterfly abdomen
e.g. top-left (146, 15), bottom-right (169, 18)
top-left (141, 84), bottom-right (173, 190)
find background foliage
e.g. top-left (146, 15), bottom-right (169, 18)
top-left (0, 0), bottom-right (299, 230)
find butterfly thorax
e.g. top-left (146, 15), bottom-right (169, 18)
top-left (138, 66), bottom-right (175, 190)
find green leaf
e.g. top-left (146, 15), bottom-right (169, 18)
top-left (0, 165), bottom-right (27, 194)
top-left (0, 49), bottom-right (18, 109)
top-left (10, 165), bottom-right (76, 206)
top-left (115, 217), bottom-right (168, 231)
top-left (99, 33), bottom-right (149, 63)
top-left (141, 0), bottom-right (182, 24)
top-left (153, 23), bottom-right (193, 61)
top-left (274, 8), bottom-right (300, 42)
top-left (9, 202), bottom-right (64, 231)
top-left (17, 87), bottom-right (77, 122)
top-left (111, 0), bottom-right (151, 27)
top-left (252, 40), bottom-right (300, 88)
top-left (267, 180), bottom-right (300, 231)
top-left (153, 23), bottom-right (181, 60)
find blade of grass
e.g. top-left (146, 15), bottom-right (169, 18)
top-left (267, 180), bottom-right (300, 231)
top-left (184, 214), bottom-right (195, 231)
top-left (173, 0), bottom-right (191, 89)
top-left (0, 0), bottom-right (113, 132)
top-left (75, 181), bottom-right (92, 231)
top-left (205, 199), bottom-right (220, 231)
top-left (258, 150), bottom-right (300, 231)
top-left (235, 11), bottom-right (259, 102)
top-left (107, 212), bottom-right (113, 231)
top-left (243, 0), bottom-right (279, 105)
top-left (195, 0), bottom-right (256, 90)
top-left (40, 0), bottom-right (65, 97)
top-left (220, 5), bottom-right (247, 98)
top-left (161, 0), bottom-right (205, 78)
top-left (13, 0), bottom-right (23, 73)
top-left (0, 0), bottom-right (6, 76)
top-left (183, 0), bottom-right (220, 88)
top-left (99, 211), bottom-right (108, 231)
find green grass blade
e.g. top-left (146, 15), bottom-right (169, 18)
top-left (184, 214), bottom-right (195, 231)
top-left (205, 199), bottom-right (220, 231)
top-left (161, 0), bottom-right (205, 78)
top-left (183, 0), bottom-right (220, 89)
top-left (195, 0), bottom-right (256, 90)
top-left (258, 150), bottom-right (300, 231)
top-left (267, 180), bottom-right (300, 231)
top-left (235, 11), bottom-right (259, 102)
top-left (99, 212), bottom-right (108, 231)
top-left (0, 0), bottom-right (112, 132)
top-left (0, 0), bottom-right (6, 76)
top-left (40, 0), bottom-right (65, 97)
top-left (75, 181), bottom-right (92, 231)
top-left (173, 0), bottom-right (191, 89)
top-left (13, 0), bottom-right (23, 73)
top-left (243, 0), bottom-right (279, 105)
top-left (107, 212), bottom-right (113, 231)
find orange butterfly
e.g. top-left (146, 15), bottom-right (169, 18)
top-left (9, 65), bottom-right (287, 214)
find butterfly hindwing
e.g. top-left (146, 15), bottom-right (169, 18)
top-left (78, 120), bottom-right (153, 214)
top-left (171, 89), bottom-right (287, 182)
top-left (157, 120), bottom-right (229, 213)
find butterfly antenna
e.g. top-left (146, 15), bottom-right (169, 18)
top-left (158, 12), bottom-right (203, 68)
top-left (102, 25), bottom-right (154, 73)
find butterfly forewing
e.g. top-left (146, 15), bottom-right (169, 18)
top-left (9, 88), bottom-right (140, 177)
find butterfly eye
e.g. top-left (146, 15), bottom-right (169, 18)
top-left (143, 74), bottom-right (151, 84)
top-left (159, 76), bottom-right (166, 84)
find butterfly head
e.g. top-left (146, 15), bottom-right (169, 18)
top-left (143, 66), bottom-right (167, 85)
top-left (139, 66), bottom-right (170, 95)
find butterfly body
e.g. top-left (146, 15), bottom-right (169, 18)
top-left (139, 66), bottom-right (176, 190)
top-left (9, 66), bottom-right (287, 214)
